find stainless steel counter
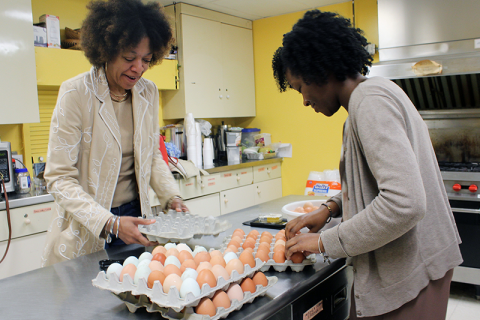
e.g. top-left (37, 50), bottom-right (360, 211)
top-left (0, 195), bottom-right (350, 320)
top-left (0, 191), bottom-right (54, 210)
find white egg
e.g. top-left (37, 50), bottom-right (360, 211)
top-left (164, 255), bottom-right (181, 268)
top-left (180, 277), bottom-right (201, 298)
top-left (123, 256), bottom-right (139, 267)
top-left (137, 259), bottom-right (151, 269)
top-left (223, 252), bottom-right (238, 264)
top-left (192, 246), bottom-right (207, 257)
top-left (180, 268), bottom-right (198, 281)
top-left (164, 243), bottom-right (177, 250)
top-left (138, 252), bottom-right (153, 263)
top-left (134, 265), bottom-right (151, 285)
top-left (106, 263), bottom-right (123, 280)
top-left (176, 243), bottom-right (192, 253)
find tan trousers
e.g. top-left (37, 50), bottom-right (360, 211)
top-left (350, 269), bottom-right (454, 320)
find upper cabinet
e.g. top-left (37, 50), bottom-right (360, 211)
top-left (163, 4), bottom-right (256, 119)
top-left (1, 0), bottom-right (40, 125)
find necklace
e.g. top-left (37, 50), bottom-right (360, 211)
top-left (110, 92), bottom-right (129, 103)
top-left (110, 91), bottom-right (128, 98)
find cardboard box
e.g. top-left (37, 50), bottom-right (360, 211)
top-left (39, 14), bottom-right (61, 49)
top-left (33, 26), bottom-right (47, 47)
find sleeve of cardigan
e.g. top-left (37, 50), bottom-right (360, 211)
top-left (322, 93), bottom-right (427, 258)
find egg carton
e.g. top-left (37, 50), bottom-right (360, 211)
top-left (222, 234), bottom-right (316, 272)
top-left (116, 276), bottom-right (278, 320)
top-left (139, 210), bottom-right (232, 242)
top-left (92, 258), bottom-right (266, 312)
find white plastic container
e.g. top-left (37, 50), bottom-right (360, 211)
top-left (15, 168), bottom-right (31, 194)
top-left (241, 128), bottom-right (260, 147)
top-left (227, 146), bottom-right (241, 164)
top-left (226, 131), bottom-right (242, 146)
top-left (281, 200), bottom-right (327, 221)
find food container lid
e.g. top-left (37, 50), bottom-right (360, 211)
top-left (15, 168), bottom-right (28, 173)
top-left (242, 128), bottom-right (260, 133)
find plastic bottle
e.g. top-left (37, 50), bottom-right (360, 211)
top-left (15, 168), bottom-right (31, 194)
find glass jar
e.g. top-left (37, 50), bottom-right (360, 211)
top-left (15, 168), bottom-right (31, 194)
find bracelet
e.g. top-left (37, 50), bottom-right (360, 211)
top-left (318, 231), bottom-right (331, 265)
top-left (166, 195), bottom-right (182, 210)
top-left (115, 216), bottom-right (121, 238)
top-left (321, 203), bottom-right (333, 223)
top-left (109, 216), bottom-right (117, 235)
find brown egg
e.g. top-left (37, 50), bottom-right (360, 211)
top-left (225, 258), bottom-right (244, 276)
top-left (211, 265), bottom-right (230, 281)
top-left (274, 240), bottom-right (286, 248)
top-left (180, 259), bottom-right (198, 273)
top-left (273, 250), bottom-right (286, 263)
top-left (228, 239), bottom-right (241, 248)
top-left (242, 238), bottom-right (256, 250)
top-left (232, 228), bottom-right (245, 237)
top-left (255, 249), bottom-right (270, 262)
top-left (164, 264), bottom-right (182, 277)
top-left (303, 201), bottom-right (314, 209)
top-left (149, 260), bottom-right (164, 272)
top-left (163, 274), bottom-right (183, 294)
top-left (197, 269), bottom-right (217, 289)
top-left (290, 252), bottom-right (306, 264)
top-left (152, 245), bottom-right (167, 256)
top-left (210, 255), bottom-right (226, 267)
top-left (304, 206), bottom-right (314, 213)
top-left (231, 235), bottom-right (243, 244)
top-left (195, 297), bottom-right (216, 317)
top-left (243, 247), bottom-right (254, 255)
top-left (194, 251), bottom-right (211, 265)
top-left (152, 253), bottom-right (166, 265)
top-left (120, 264), bottom-right (136, 282)
top-left (177, 250), bottom-right (193, 264)
top-left (209, 250), bottom-right (223, 258)
top-left (258, 242), bottom-right (271, 253)
top-left (196, 261), bottom-right (213, 273)
top-left (240, 277), bottom-right (256, 293)
top-left (166, 247), bottom-right (180, 258)
top-left (260, 235), bottom-right (272, 244)
top-left (147, 270), bottom-right (166, 288)
top-left (275, 232), bottom-right (285, 240)
top-left (252, 272), bottom-right (268, 287)
top-left (212, 290), bottom-right (231, 309)
top-left (247, 230), bottom-right (259, 239)
top-left (238, 250), bottom-right (256, 268)
top-left (261, 231), bottom-right (273, 238)
top-left (227, 244), bottom-right (238, 253)
top-left (226, 283), bottom-right (244, 301)
top-left (273, 246), bottom-right (285, 255)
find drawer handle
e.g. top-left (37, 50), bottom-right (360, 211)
top-left (237, 176), bottom-right (241, 181)
top-left (267, 169), bottom-right (271, 174)
top-left (224, 199), bottom-right (229, 203)
top-left (201, 183), bottom-right (205, 188)
top-left (257, 190), bottom-right (261, 194)
top-left (24, 218), bottom-right (31, 225)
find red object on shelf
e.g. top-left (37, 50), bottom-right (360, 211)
top-left (452, 184), bottom-right (461, 192)
top-left (159, 135), bottom-right (169, 164)
top-left (469, 184), bottom-right (478, 193)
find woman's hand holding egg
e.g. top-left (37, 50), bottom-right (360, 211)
top-left (285, 233), bottom-right (322, 260)
top-left (285, 204), bottom-right (329, 241)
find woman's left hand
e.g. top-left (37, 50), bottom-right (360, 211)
top-left (285, 233), bottom-right (323, 260)
top-left (170, 198), bottom-right (189, 212)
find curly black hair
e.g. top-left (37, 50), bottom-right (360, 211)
top-left (81, 0), bottom-right (173, 68)
top-left (272, 10), bottom-right (373, 92)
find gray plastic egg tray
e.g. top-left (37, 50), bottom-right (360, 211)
top-left (116, 276), bottom-right (278, 320)
top-left (139, 210), bottom-right (232, 242)
top-left (92, 258), bottom-right (265, 312)
top-left (221, 235), bottom-right (316, 272)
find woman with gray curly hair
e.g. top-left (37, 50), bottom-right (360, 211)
top-left (42, 0), bottom-right (187, 266)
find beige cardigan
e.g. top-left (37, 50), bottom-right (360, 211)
top-left (321, 77), bottom-right (462, 317)
top-left (41, 67), bottom-right (180, 267)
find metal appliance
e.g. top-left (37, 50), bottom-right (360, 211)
top-left (369, 0), bottom-right (480, 298)
top-left (213, 122), bottom-right (230, 162)
top-left (0, 142), bottom-right (14, 194)
top-left (161, 124), bottom-right (186, 159)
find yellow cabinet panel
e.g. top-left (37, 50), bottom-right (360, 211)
top-left (34, 47), bottom-right (178, 90)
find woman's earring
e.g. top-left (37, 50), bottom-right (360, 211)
top-left (105, 62), bottom-right (108, 72)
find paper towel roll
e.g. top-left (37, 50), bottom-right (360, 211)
top-left (195, 122), bottom-right (202, 168)
top-left (187, 146), bottom-right (197, 167)
top-left (203, 138), bottom-right (214, 168)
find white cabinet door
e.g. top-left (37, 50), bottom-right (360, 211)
top-left (0, 0), bottom-right (39, 124)
top-left (254, 178), bottom-right (283, 205)
top-left (0, 232), bottom-right (47, 279)
top-left (253, 162), bottom-right (282, 183)
top-left (218, 168), bottom-right (253, 191)
top-left (220, 184), bottom-right (255, 215)
top-left (184, 193), bottom-right (220, 217)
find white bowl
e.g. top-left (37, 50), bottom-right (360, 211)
top-left (281, 199), bottom-right (327, 221)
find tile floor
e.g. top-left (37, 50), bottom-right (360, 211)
top-left (447, 282), bottom-right (480, 320)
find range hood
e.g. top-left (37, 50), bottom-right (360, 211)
top-left (368, 0), bottom-right (480, 112)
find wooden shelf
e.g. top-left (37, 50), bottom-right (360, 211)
top-left (34, 47), bottom-right (178, 90)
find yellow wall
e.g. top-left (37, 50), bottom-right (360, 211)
top-left (242, 0), bottom-right (378, 196)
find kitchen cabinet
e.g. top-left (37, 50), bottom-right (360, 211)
top-left (162, 3), bottom-right (255, 119)
top-left (0, 0), bottom-right (40, 125)
top-left (254, 178), bottom-right (283, 205)
top-left (0, 201), bottom-right (54, 279)
top-left (184, 193), bottom-right (221, 217)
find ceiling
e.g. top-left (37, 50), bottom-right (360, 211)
top-left (151, 0), bottom-right (347, 20)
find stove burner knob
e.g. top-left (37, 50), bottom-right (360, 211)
top-left (469, 185), bottom-right (478, 192)
top-left (452, 184), bottom-right (461, 192)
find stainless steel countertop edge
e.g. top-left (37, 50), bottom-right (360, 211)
top-left (0, 193), bottom-right (54, 210)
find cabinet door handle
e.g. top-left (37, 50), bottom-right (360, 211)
top-left (267, 169), bottom-right (271, 174)
top-left (236, 176), bottom-right (241, 181)
top-left (226, 95), bottom-right (230, 99)
top-left (219, 95), bottom-right (223, 99)
top-left (257, 190), bottom-right (261, 194)
top-left (24, 218), bottom-right (31, 225)
top-left (224, 198), bottom-right (229, 203)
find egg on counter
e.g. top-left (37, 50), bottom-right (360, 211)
top-left (149, 260), bottom-right (164, 272)
top-left (164, 243), bottom-right (177, 250)
top-left (180, 259), bottom-right (198, 273)
top-left (258, 242), bottom-right (271, 252)
top-left (152, 245), bottom-right (167, 256)
top-left (225, 258), bottom-right (244, 276)
top-left (196, 269), bottom-right (217, 289)
top-left (178, 250), bottom-right (194, 264)
top-left (106, 262), bottom-right (123, 280)
top-left (137, 259), bottom-right (151, 270)
top-left (212, 290), bottom-right (231, 309)
top-left (226, 283), bottom-right (244, 302)
top-left (181, 268), bottom-right (198, 281)
top-left (232, 228), bottom-right (245, 237)
top-left (192, 246), bottom-right (207, 257)
top-left (252, 272), bottom-right (268, 287)
top-left (255, 249), bottom-right (270, 263)
top-left (211, 265), bottom-right (230, 281)
top-left (273, 250), bottom-right (286, 263)
top-left (152, 253), bottom-right (167, 265)
top-left (196, 261), bottom-right (213, 273)
top-left (134, 265), bottom-right (152, 284)
top-left (227, 244), bottom-right (239, 253)
top-left (247, 230), bottom-right (259, 239)
top-left (240, 277), bottom-right (256, 293)
top-left (242, 238), bottom-right (256, 250)
top-left (209, 250), bottom-right (223, 258)
top-left (223, 252), bottom-right (237, 265)
top-left (138, 252), bottom-right (153, 263)
top-left (238, 251), bottom-right (256, 268)
top-left (166, 247), bottom-right (180, 258)
top-left (123, 256), bottom-right (139, 267)
top-left (290, 251), bottom-right (306, 264)
top-left (164, 255), bottom-right (181, 268)
top-left (120, 264), bottom-right (136, 282)
top-left (147, 270), bottom-right (166, 289)
top-left (163, 273), bottom-right (183, 294)
top-left (209, 255), bottom-right (226, 267)
top-left (194, 251), bottom-right (211, 265)
top-left (164, 264), bottom-right (182, 277)
top-left (176, 243), bottom-right (193, 253)
top-left (180, 277), bottom-right (201, 298)
top-left (195, 297), bottom-right (216, 317)
top-left (231, 235), bottom-right (243, 244)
